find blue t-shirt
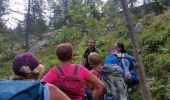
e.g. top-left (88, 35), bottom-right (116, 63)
top-left (104, 54), bottom-right (118, 64)
top-left (104, 53), bottom-right (138, 81)
top-left (104, 54), bottom-right (130, 77)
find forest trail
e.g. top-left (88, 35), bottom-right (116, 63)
top-left (29, 30), bottom-right (58, 51)
top-left (28, 24), bottom-right (115, 52)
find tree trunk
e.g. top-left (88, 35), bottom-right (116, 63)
top-left (130, 0), bottom-right (133, 9)
top-left (63, 0), bottom-right (68, 26)
top-left (10, 33), bottom-right (14, 55)
top-left (25, 0), bottom-right (31, 51)
top-left (143, 0), bottom-right (147, 14)
top-left (120, 0), bottom-right (152, 100)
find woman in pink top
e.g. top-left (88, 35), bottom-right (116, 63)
top-left (42, 43), bottom-right (105, 100)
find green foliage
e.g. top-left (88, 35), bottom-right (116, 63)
top-left (54, 16), bottom-right (64, 29)
top-left (151, 80), bottom-right (170, 100)
top-left (36, 47), bottom-right (59, 71)
top-left (1, 1), bottom-right (170, 99)
top-left (139, 10), bottom-right (170, 99)
top-left (56, 27), bottom-right (81, 44)
top-left (103, 0), bottom-right (121, 17)
top-left (130, 85), bottom-right (143, 100)
top-left (142, 13), bottom-right (155, 26)
top-left (33, 18), bottom-right (49, 35)
top-left (0, 53), bottom-right (15, 79)
top-left (140, 32), bottom-right (164, 53)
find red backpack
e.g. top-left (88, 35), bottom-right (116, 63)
top-left (55, 64), bottom-right (85, 100)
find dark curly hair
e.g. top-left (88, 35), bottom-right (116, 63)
top-left (115, 42), bottom-right (126, 53)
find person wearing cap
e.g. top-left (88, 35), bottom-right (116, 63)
top-left (11, 52), bottom-right (70, 100)
top-left (81, 39), bottom-right (98, 71)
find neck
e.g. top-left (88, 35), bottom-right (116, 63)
top-left (110, 52), bottom-right (117, 55)
top-left (61, 60), bottom-right (72, 67)
top-left (89, 47), bottom-right (95, 51)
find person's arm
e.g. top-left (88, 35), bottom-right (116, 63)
top-left (48, 84), bottom-right (71, 100)
top-left (87, 70), bottom-right (98, 89)
top-left (85, 73), bottom-right (105, 100)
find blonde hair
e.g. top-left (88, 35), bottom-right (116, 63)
top-left (88, 52), bottom-right (103, 68)
top-left (11, 64), bottom-right (44, 80)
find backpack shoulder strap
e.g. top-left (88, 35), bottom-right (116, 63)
top-left (94, 68), bottom-right (99, 73)
top-left (117, 54), bottom-right (123, 61)
top-left (40, 81), bottom-right (47, 86)
top-left (94, 68), bottom-right (101, 78)
top-left (72, 64), bottom-right (80, 76)
top-left (55, 65), bottom-right (65, 77)
top-left (42, 82), bottom-right (50, 100)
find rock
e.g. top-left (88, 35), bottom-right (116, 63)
top-left (135, 23), bottom-right (143, 33)
top-left (29, 39), bottom-right (48, 51)
top-left (106, 23), bottom-right (113, 28)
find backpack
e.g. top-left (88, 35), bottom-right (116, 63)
top-left (0, 80), bottom-right (46, 100)
top-left (118, 53), bottom-right (139, 82)
top-left (104, 53), bottom-right (138, 82)
top-left (55, 64), bottom-right (85, 100)
top-left (96, 64), bottom-right (127, 100)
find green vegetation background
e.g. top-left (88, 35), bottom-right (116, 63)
top-left (0, 8), bottom-right (170, 100)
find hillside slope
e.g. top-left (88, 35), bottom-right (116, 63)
top-left (1, 9), bottom-right (170, 100)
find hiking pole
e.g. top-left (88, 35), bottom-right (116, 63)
top-left (120, 0), bottom-right (152, 100)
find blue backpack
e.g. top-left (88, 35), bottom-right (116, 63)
top-left (119, 53), bottom-right (138, 81)
top-left (0, 80), bottom-right (46, 100)
top-left (104, 53), bottom-right (138, 82)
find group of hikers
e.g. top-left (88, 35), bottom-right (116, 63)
top-left (0, 39), bottom-right (139, 100)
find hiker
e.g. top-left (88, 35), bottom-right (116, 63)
top-left (80, 39), bottom-right (98, 100)
top-left (88, 52), bottom-right (127, 100)
top-left (81, 38), bottom-right (98, 71)
top-left (42, 43), bottom-right (105, 100)
top-left (88, 52), bottom-right (103, 78)
top-left (104, 43), bottom-right (139, 99)
top-left (105, 43), bottom-right (139, 85)
top-left (0, 52), bottom-right (70, 100)
top-left (87, 52), bottom-right (103, 100)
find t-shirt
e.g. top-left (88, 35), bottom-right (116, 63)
top-left (83, 47), bottom-right (98, 70)
top-left (104, 54), bottom-right (131, 79)
top-left (104, 54), bottom-right (118, 64)
top-left (42, 64), bottom-right (90, 86)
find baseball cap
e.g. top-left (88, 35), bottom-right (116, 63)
top-left (12, 52), bottom-right (40, 76)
